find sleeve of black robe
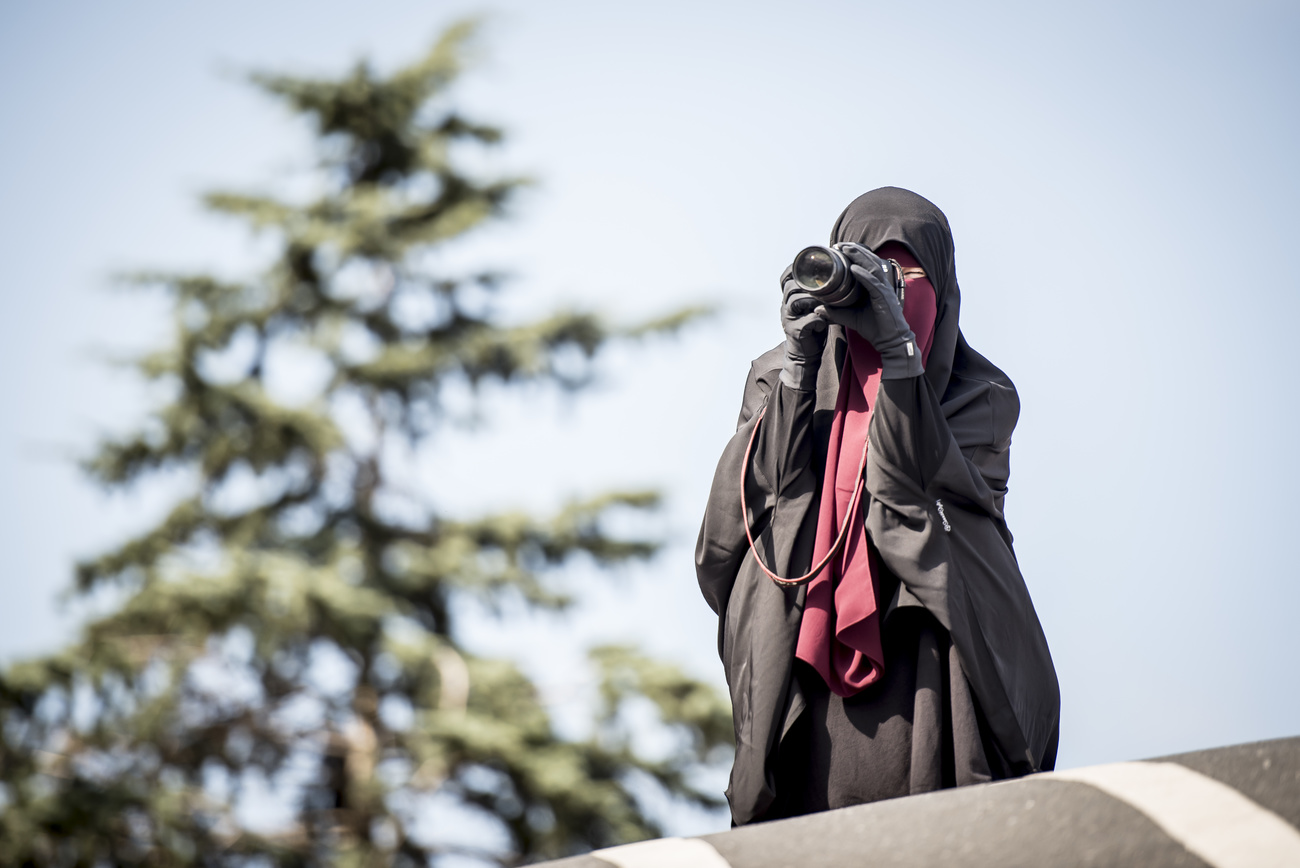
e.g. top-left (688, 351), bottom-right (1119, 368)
top-left (696, 348), bottom-right (819, 642)
top-left (695, 343), bottom-right (831, 823)
top-left (865, 374), bottom-right (1061, 773)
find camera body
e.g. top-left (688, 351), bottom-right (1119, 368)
top-left (790, 242), bottom-right (905, 308)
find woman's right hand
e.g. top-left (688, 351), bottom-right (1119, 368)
top-left (780, 277), bottom-right (828, 389)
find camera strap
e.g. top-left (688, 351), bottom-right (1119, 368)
top-left (739, 402), bottom-right (869, 588)
top-left (885, 258), bottom-right (910, 306)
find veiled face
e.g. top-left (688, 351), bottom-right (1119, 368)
top-left (876, 241), bottom-right (939, 362)
top-left (828, 187), bottom-right (982, 403)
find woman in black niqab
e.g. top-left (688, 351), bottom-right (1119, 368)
top-left (696, 187), bottom-right (1059, 824)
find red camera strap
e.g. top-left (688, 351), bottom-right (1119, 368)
top-left (739, 402), bottom-right (869, 587)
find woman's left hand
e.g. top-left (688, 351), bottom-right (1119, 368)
top-left (816, 243), bottom-right (925, 380)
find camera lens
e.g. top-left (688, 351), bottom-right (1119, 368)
top-left (789, 244), bottom-right (858, 306)
top-left (793, 247), bottom-right (837, 289)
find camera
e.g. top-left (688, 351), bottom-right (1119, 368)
top-left (790, 242), bottom-right (905, 308)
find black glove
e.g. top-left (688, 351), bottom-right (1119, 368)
top-left (780, 277), bottom-right (828, 390)
top-left (815, 243), bottom-right (924, 380)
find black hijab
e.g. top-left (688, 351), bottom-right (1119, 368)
top-left (832, 187), bottom-right (1020, 475)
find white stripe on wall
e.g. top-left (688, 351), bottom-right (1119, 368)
top-left (1046, 761), bottom-right (1300, 868)
top-left (593, 837), bottom-right (732, 868)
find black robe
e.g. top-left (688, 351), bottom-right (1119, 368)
top-left (696, 188), bottom-right (1060, 826)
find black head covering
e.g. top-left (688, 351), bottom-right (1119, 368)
top-left (832, 187), bottom-right (1019, 464)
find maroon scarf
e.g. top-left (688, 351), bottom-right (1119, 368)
top-left (794, 243), bottom-right (938, 696)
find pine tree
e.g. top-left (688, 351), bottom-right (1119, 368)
top-left (0, 23), bottom-right (731, 867)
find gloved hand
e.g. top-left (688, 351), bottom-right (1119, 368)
top-left (815, 243), bottom-right (925, 380)
top-left (780, 276), bottom-right (828, 390)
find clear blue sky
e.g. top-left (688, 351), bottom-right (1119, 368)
top-left (1, 0), bottom-right (1297, 820)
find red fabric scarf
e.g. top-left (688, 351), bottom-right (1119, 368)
top-left (794, 244), bottom-right (938, 697)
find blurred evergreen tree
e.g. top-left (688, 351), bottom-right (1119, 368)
top-left (0, 23), bottom-right (730, 867)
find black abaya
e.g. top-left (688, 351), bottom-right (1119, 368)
top-left (696, 188), bottom-right (1059, 826)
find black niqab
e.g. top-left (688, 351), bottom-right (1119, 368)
top-left (832, 186), bottom-right (1019, 461)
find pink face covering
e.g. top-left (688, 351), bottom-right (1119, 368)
top-left (794, 242), bottom-right (938, 696)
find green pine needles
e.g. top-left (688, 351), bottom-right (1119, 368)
top-left (0, 22), bottom-right (730, 867)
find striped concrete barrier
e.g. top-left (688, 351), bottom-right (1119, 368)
top-left (542, 737), bottom-right (1300, 868)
